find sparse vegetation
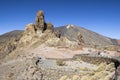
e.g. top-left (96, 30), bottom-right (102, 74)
top-left (59, 75), bottom-right (67, 80)
top-left (95, 62), bottom-right (106, 72)
top-left (72, 75), bottom-right (79, 80)
top-left (56, 60), bottom-right (66, 66)
top-left (79, 67), bottom-right (90, 71)
top-left (101, 45), bottom-right (119, 51)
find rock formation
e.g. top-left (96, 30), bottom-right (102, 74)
top-left (35, 10), bottom-right (46, 32)
top-left (25, 23), bottom-right (36, 34)
top-left (77, 32), bottom-right (84, 45)
top-left (118, 66), bottom-right (120, 79)
top-left (55, 30), bottom-right (61, 38)
top-left (21, 10), bottom-right (82, 49)
top-left (25, 10), bottom-right (55, 35)
top-left (46, 22), bottom-right (54, 33)
top-left (20, 10), bottom-right (60, 47)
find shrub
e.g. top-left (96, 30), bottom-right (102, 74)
top-left (56, 60), bottom-right (66, 66)
top-left (59, 75), bottom-right (67, 80)
top-left (72, 75), bottom-right (79, 80)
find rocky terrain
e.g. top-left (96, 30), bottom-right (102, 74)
top-left (0, 10), bottom-right (120, 80)
top-left (0, 30), bottom-right (23, 60)
top-left (117, 40), bottom-right (120, 45)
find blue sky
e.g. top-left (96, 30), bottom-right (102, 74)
top-left (0, 0), bottom-right (120, 39)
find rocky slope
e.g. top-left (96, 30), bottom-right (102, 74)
top-left (0, 30), bottom-right (23, 60)
top-left (117, 39), bottom-right (120, 45)
top-left (55, 24), bottom-right (119, 47)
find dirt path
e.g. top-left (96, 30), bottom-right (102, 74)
top-left (0, 58), bottom-right (25, 68)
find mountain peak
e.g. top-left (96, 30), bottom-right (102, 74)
top-left (66, 24), bottom-right (75, 29)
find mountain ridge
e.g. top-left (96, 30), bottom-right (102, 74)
top-left (0, 25), bottom-right (120, 46)
top-left (55, 24), bottom-right (120, 46)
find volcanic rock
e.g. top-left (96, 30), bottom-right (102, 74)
top-left (25, 23), bottom-right (36, 35)
top-left (35, 10), bottom-right (46, 33)
top-left (77, 32), bottom-right (84, 45)
top-left (45, 22), bottom-right (54, 33)
top-left (0, 30), bottom-right (23, 60)
top-left (55, 30), bottom-right (61, 38)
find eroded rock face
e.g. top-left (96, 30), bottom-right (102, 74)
top-left (77, 32), bottom-right (84, 45)
top-left (117, 66), bottom-right (120, 79)
top-left (25, 23), bottom-right (36, 34)
top-left (46, 22), bottom-right (54, 33)
top-left (21, 10), bottom-right (78, 48)
top-left (55, 30), bottom-right (61, 38)
top-left (25, 10), bottom-right (54, 35)
top-left (35, 10), bottom-right (46, 32)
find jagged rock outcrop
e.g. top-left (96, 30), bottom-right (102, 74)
top-left (77, 32), bottom-right (84, 45)
top-left (19, 10), bottom-right (81, 49)
top-left (25, 10), bottom-right (54, 35)
top-left (118, 66), bottom-right (120, 79)
top-left (35, 10), bottom-right (46, 33)
top-left (45, 22), bottom-right (54, 33)
top-left (35, 10), bottom-right (55, 34)
top-left (55, 30), bottom-right (61, 38)
top-left (25, 23), bottom-right (36, 35)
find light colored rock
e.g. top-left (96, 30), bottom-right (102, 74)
top-left (25, 23), bottom-right (36, 34)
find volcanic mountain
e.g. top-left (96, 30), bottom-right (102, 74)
top-left (55, 24), bottom-right (119, 46)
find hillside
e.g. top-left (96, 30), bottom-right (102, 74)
top-left (55, 24), bottom-right (119, 46)
top-left (0, 30), bottom-right (23, 60)
top-left (0, 30), bottom-right (23, 44)
top-left (117, 40), bottom-right (120, 45)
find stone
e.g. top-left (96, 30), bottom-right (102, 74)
top-left (25, 23), bottom-right (36, 34)
top-left (117, 66), bottom-right (120, 80)
top-left (35, 10), bottom-right (46, 32)
top-left (77, 32), bottom-right (84, 45)
top-left (55, 30), bottom-right (61, 38)
top-left (36, 10), bottom-right (44, 17)
top-left (46, 22), bottom-right (54, 33)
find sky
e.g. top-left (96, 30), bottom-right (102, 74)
top-left (0, 0), bottom-right (120, 39)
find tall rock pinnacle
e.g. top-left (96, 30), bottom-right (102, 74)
top-left (25, 10), bottom-right (61, 38)
top-left (35, 10), bottom-right (46, 32)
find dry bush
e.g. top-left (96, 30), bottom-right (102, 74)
top-left (56, 60), bottom-right (66, 66)
top-left (106, 63), bottom-right (115, 72)
top-left (95, 62), bottom-right (106, 72)
top-left (72, 75), bottom-right (79, 80)
top-left (59, 75), bottom-right (67, 80)
top-left (79, 67), bottom-right (90, 71)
